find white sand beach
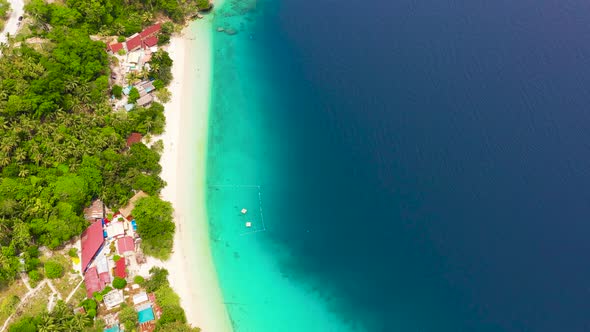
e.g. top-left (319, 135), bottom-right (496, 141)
top-left (159, 20), bottom-right (233, 332)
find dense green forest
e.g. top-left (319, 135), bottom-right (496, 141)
top-left (0, 0), bottom-right (207, 328)
top-left (0, 0), bottom-right (203, 290)
top-left (25, 0), bottom-right (209, 37)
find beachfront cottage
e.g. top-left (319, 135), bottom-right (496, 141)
top-left (143, 36), bottom-right (158, 48)
top-left (139, 24), bottom-right (161, 39)
top-left (135, 80), bottom-right (155, 93)
top-left (108, 24), bottom-right (162, 53)
top-left (81, 221), bottom-right (105, 272)
top-left (83, 199), bottom-right (110, 222)
top-left (136, 94), bottom-right (154, 107)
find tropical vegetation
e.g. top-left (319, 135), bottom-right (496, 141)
top-left (132, 196), bottom-right (174, 259)
top-left (0, 0), bottom-right (207, 328)
top-left (8, 301), bottom-right (93, 332)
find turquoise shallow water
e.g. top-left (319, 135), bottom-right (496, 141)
top-left (205, 0), bottom-right (365, 331)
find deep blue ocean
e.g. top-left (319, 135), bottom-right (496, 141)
top-left (207, 0), bottom-right (590, 331)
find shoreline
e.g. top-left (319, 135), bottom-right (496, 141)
top-left (159, 19), bottom-right (233, 332)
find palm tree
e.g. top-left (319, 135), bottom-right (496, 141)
top-left (0, 116), bottom-right (9, 130)
top-left (112, 22), bottom-right (125, 35)
top-left (32, 152), bottom-right (43, 166)
top-left (65, 78), bottom-right (79, 93)
top-left (54, 152), bottom-right (67, 164)
top-left (140, 67), bottom-right (150, 80)
top-left (18, 167), bottom-right (29, 178)
top-left (14, 148), bottom-right (27, 163)
top-left (0, 152), bottom-right (10, 167)
top-left (73, 314), bottom-right (91, 330)
top-left (37, 314), bottom-right (57, 332)
top-left (2, 135), bottom-right (18, 153)
top-left (73, 84), bottom-right (93, 111)
top-left (141, 12), bottom-right (153, 23)
top-left (144, 118), bottom-right (154, 133)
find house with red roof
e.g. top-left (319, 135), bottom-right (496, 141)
top-left (126, 35), bottom-right (143, 52)
top-left (84, 266), bottom-right (107, 297)
top-left (107, 23), bottom-right (162, 53)
top-left (139, 24), bottom-right (161, 39)
top-left (107, 42), bottom-right (124, 53)
top-left (99, 271), bottom-right (111, 285)
top-left (143, 36), bottom-right (158, 48)
top-left (81, 221), bottom-right (105, 272)
top-left (114, 259), bottom-right (126, 278)
top-left (117, 236), bottom-right (135, 255)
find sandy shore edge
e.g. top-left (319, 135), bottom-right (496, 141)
top-left (158, 19), bottom-right (233, 332)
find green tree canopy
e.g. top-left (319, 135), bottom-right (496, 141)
top-left (128, 87), bottom-right (140, 103)
top-left (112, 276), bottom-right (127, 289)
top-left (132, 196), bottom-right (174, 259)
top-left (44, 260), bottom-right (64, 279)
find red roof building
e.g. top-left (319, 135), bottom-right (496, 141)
top-left (143, 36), bottom-right (158, 48)
top-left (126, 133), bottom-right (142, 147)
top-left (126, 35), bottom-right (142, 52)
top-left (108, 42), bottom-right (124, 53)
top-left (84, 267), bottom-right (106, 297)
top-left (99, 271), bottom-right (111, 285)
top-left (81, 221), bottom-right (105, 272)
top-left (117, 236), bottom-right (135, 255)
top-left (115, 259), bottom-right (126, 278)
top-left (139, 24), bottom-right (161, 39)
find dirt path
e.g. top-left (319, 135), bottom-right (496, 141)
top-left (65, 279), bottom-right (84, 304)
top-left (0, 280), bottom-right (47, 332)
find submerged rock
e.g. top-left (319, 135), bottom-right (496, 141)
top-left (217, 27), bottom-right (225, 32)
top-left (225, 28), bottom-right (237, 35)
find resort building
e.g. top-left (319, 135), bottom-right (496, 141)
top-left (107, 24), bottom-right (161, 54)
top-left (136, 94), bottom-right (154, 107)
top-left (126, 35), bottom-right (143, 52)
top-left (139, 24), bottom-right (161, 39)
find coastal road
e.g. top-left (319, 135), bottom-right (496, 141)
top-left (0, 0), bottom-right (24, 44)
